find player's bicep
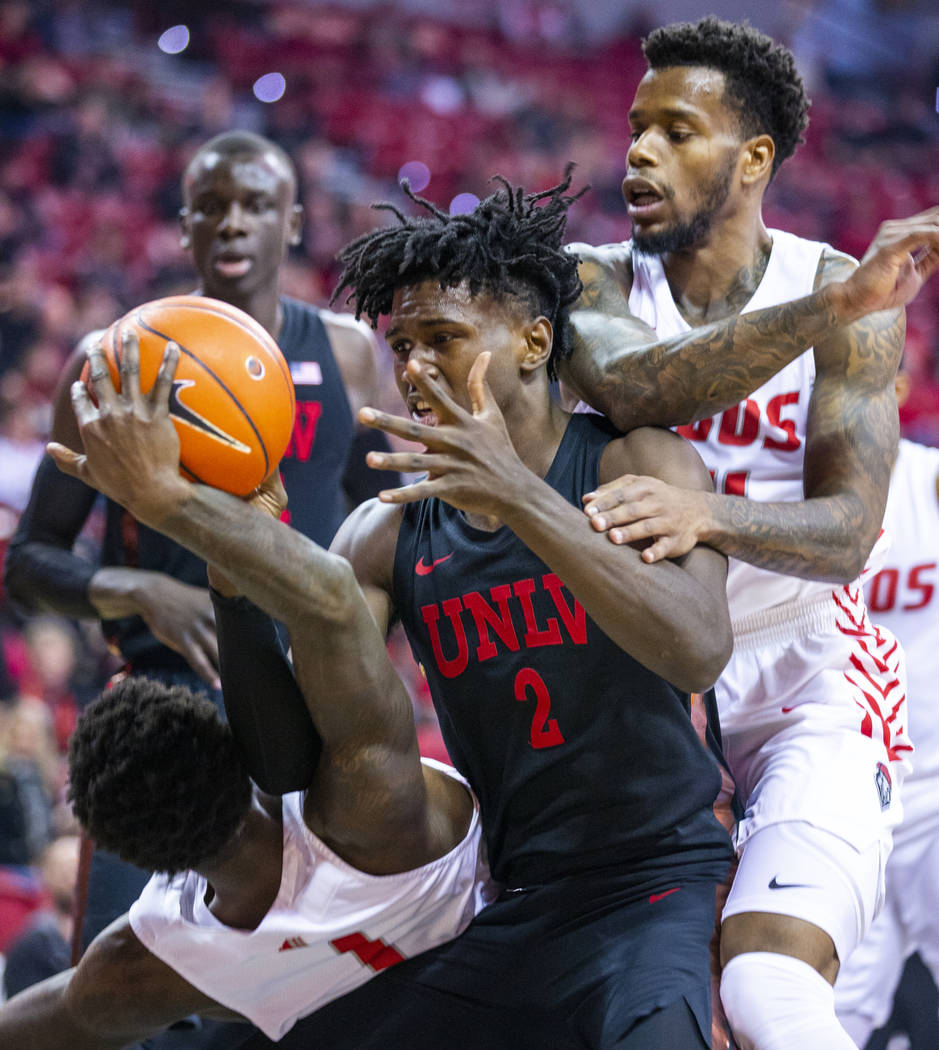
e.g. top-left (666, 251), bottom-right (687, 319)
top-left (805, 307), bottom-right (902, 506)
top-left (63, 918), bottom-right (229, 1043)
top-left (330, 499), bottom-right (400, 636)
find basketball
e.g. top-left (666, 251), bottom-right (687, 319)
top-left (82, 295), bottom-right (296, 497)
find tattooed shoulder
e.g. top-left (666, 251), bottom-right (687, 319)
top-left (567, 241), bottom-right (634, 314)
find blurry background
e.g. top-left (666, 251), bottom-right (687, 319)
top-left (0, 0), bottom-right (936, 1039)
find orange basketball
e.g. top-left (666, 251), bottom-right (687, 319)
top-left (83, 295), bottom-right (295, 497)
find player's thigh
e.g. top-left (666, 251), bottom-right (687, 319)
top-left (720, 821), bottom-right (885, 976)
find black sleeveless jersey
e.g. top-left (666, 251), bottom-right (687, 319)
top-left (277, 297), bottom-right (355, 546)
top-left (393, 414), bottom-right (732, 887)
top-left (100, 297), bottom-right (354, 666)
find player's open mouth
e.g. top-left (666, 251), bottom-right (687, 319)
top-left (214, 255), bottom-right (252, 278)
top-left (409, 398), bottom-right (438, 427)
top-left (622, 178), bottom-right (665, 219)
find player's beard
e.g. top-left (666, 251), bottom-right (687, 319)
top-left (631, 155), bottom-right (736, 256)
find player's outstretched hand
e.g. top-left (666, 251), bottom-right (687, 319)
top-left (582, 473), bottom-right (714, 563)
top-left (47, 332), bottom-right (188, 525)
top-left (357, 351), bottom-right (535, 521)
top-left (838, 205), bottom-right (939, 318)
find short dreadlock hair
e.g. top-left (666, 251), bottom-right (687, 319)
top-left (332, 170), bottom-right (585, 380)
top-left (643, 18), bottom-right (810, 178)
top-left (68, 677), bottom-right (252, 876)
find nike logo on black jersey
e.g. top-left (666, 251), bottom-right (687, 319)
top-left (768, 876), bottom-right (813, 890)
top-left (168, 379), bottom-right (251, 453)
top-left (416, 554), bottom-right (453, 576)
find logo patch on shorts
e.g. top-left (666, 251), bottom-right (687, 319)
top-left (875, 762), bottom-right (892, 810)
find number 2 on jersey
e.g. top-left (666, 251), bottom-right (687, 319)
top-left (514, 668), bottom-right (565, 749)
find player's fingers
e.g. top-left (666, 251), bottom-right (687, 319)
top-left (150, 341), bottom-right (180, 411)
top-left (181, 637), bottom-right (221, 691)
top-left (359, 406), bottom-right (439, 445)
top-left (467, 351), bottom-right (492, 416)
top-left (606, 519), bottom-right (660, 546)
top-left (366, 449), bottom-right (449, 474)
top-left (582, 476), bottom-right (640, 512)
top-left (377, 478), bottom-right (436, 504)
top-left (585, 494), bottom-right (654, 531)
top-left (69, 378), bottom-right (101, 427)
top-left (119, 329), bottom-right (144, 408)
top-left (406, 359), bottom-right (465, 421)
top-left (84, 342), bottom-right (119, 407)
top-left (46, 442), bottom-right (88, 481)
top-left (640, 537), bottom-right (673, 563)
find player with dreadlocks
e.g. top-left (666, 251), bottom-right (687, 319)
top-left (34, 171), bottom-right (735, 1049)
top-left (213, 171), bottom-right (736, 1049)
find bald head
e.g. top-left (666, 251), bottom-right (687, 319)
top-left (183, 131), bottom-right (298, 201)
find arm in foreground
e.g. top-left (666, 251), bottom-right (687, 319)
top-left (48, 336), bottom-right (455, 870)
top-left (581, 252), bottom-right (904, 582)
top-left (562, 206), bottom-right (939, 429)
top-left (0, 916), bottom-right (233, 1050)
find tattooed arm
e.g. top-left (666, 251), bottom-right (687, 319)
top-left (561, 206), bottom-right (939, 429)
top-left (702, 249), bottom-right (901, 580)
top-left (582, 250), bottom-right (903, 582)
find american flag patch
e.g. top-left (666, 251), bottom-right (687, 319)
top-left (290, 361), bottom-right (323, 385)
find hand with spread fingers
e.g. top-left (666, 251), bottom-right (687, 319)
top-left (46, 333), bottom-right (189, 527)
top-left (582, 474), bottom-right (716, 564)
top-left (359, 351), bottom-right (536, 523)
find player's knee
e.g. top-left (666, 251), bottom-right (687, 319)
top-left (720, 952), bottom-right (855, 1050)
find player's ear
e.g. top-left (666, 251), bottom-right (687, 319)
top-left (520, 317), bottom-right (553, 374)
top-left (179, 207), bottom-right (191, 250)
top-left (288, 204), bottom-right (303, 246)
top-left (741, 135), bottom-right (774, 185)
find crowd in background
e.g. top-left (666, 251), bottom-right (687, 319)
top-left (0, 0), bottom-right (937, 998)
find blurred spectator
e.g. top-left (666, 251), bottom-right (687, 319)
top-left (1, 833), bottom-right (79, 999)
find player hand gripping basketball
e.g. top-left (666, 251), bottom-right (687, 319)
top-left (582, 475), bottom-right (713, 564)
top-left (358, 352), bottom-right (537, 522)
top-left (47, 333), bottom-right (191, 527)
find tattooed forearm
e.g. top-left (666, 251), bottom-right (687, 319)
top-left (704, 491), bottom-right (872, 583)
top-left (564, 288), bottom-right (846, 431)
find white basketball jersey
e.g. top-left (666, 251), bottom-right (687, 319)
top-left (128, 759), bottom-right (493, 1041)
top-left (628, 230), bottom-right (867, 622)
top-left (864, 439), bottom-right (939, 833)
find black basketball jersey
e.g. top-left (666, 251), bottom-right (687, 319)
top-left (278, 297), bottom-right (355, 547)
top-left (100, 297), bottom-right (354, 666)
top-left (393, 414), bottom-right (732, 888)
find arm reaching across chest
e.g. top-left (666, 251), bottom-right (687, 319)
top-left (562, 208), bottom-right (939, 429)
top-left (581, 250), bottom-right (905, 582)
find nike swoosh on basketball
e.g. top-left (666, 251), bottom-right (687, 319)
top-left (168, 379), bottom-right (251, 453)
top-left (768, 876), bottom-right (813, 890)
top-left (415, 554), bottom-right (454, 576)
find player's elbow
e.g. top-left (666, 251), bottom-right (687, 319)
top-left (671, 621), bottom-right (733, 694)
top-left (290, 552), bottom-right (363, 628)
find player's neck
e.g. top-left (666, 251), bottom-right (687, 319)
top-left (198, 284), bottom-right (283, 341)
top-left (506, 382), bottom-right (570, 479)
top-left (661, 214), bottom-right (772, 327)
top-left (200, 797), bottom-right (284, 931)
